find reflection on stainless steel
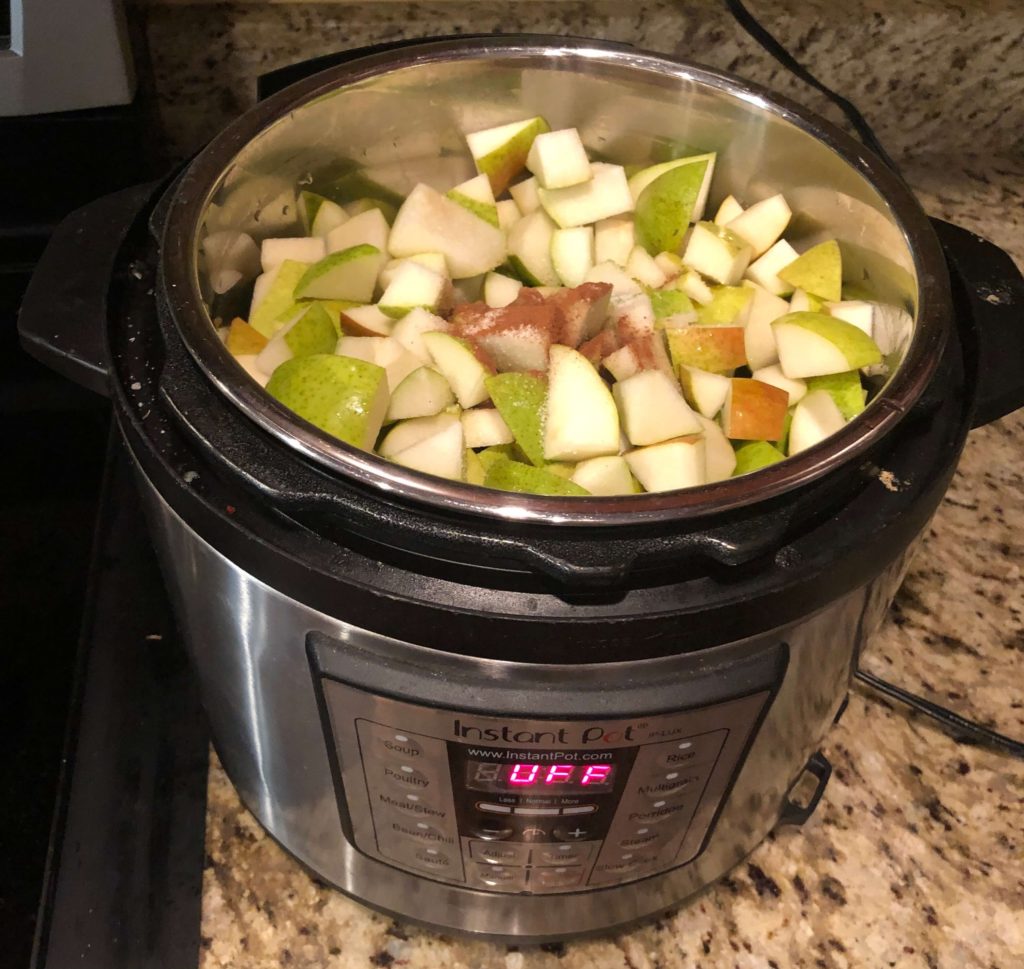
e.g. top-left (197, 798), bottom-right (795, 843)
top-left (158, 38), bottom-right (950, 526)
top-left (135, 465), bottom-right (916, 941)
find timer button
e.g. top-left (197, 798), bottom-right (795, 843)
top-left (534, 843), bottom-right (598, 866)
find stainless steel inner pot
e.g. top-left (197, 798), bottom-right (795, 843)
top-left (159, 36), bottom-right (950, 526)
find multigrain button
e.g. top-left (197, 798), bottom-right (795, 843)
top-left (636, 771), bottom-right (701, 799)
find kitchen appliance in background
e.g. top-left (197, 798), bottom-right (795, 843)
top-left (0, 2), bottom-right (149, 965)
top-left (19, 37), bottom-right (1024, 945)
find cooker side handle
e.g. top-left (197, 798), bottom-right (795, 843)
top-left (18, 181), bottom-right (157, 396)
top-left (930, 218), bottom-right (1024, 428)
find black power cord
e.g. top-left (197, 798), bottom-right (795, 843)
top-left (723, 0), bottom-right (1024, 761)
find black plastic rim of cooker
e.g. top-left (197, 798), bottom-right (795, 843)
top-left (105, 188), bottom-right (974, 665)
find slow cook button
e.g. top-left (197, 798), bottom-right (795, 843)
top-left (531, 866), bottom-right (584, 890)
top-left (469, 841), bottom-right (531, 865)
top-left (472, 864), bottom-right (527, 890)
top-left (388, 819), bottom-right (455, 845)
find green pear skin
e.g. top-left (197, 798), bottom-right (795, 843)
top-left (283, 303), bottom-right (337, 357)
top-left (634, 159), bottom-right (710, 255)
top-left (483, 456), bottom-right (590, 496)
top-left (484, 372), bottom-right (548, 467)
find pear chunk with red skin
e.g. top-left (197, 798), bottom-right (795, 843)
top-left (666, 326), bottom-right (747, 374)
top-left (544, 345), bottom-right (620, 462)
top-left (614, 370), bottom-right (702, 446)
top-left (338, 303), bottom-right (394, 337)
top-left (751, 364), bottom-right (807, 406)
top-left (625, 437), bottom-right (706, 492)
top-left (722, 378), bottom-right (789, 442)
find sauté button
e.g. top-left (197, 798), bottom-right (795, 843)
top-left (413, 847), bottom-right (455, 871)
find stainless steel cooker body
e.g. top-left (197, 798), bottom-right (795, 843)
top-left (136, 466), bottom-right (915, 943)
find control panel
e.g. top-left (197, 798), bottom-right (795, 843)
top-left (318, 679), bottom-right (770, 894)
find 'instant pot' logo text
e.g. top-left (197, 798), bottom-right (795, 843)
top-left (453, 718), bottom-right (637, 746)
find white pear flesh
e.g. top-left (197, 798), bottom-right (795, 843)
top-left (550, 226), bottom-right (595, 288)
top-left (594, 215), bottom-right (637, 267)
top-left (679, 366), bottom-right (731, 418)
top-left (379, 413), bottom-right (461, 459)
top-left (507, 210), bottom-right (560, 287)
top-left (584, 260), bottom-right (643, 297)
top-left (751, 364), bottom-right (808, 406)
top-left (613, 370), bottom-right (702, 446)
top-left (422, 331), bottom-right (491, 407)
top-left (538, 163), bottom-right (635, 229)
top-left (509, 176), bottom-right (541, 215)
top-left (483, 272), bottom-right (523, 308)
top-left (745, 239), bottom-right (799, 295)
top-left (826, 300), bottom-right (875, 335)
top-left (726, 193), bottom-right (791, 257)
top-left (390, 307), bottom-right (449, 363)
top-left (544, 345), bottom-right (620, 462)
top-left (338, 304), bottom-right (394, 337)
top-left (625, 438), bottom-right (706, 492)
top-left (496, 199), bottom-right (522, 232)
top-left (325, 207), bottom-right (390, 254)
top-left (570, 455), bottom-right (636, 496)
top-left (743, 282), bottom-right (789, 370)
top-left (260, 236), bottom-right (325, 273)
top-left (788, 389), bottom-right (847, 455)
top-left (386, 366), bottom-right (454, 421)
top-left (202, 230), bottom-right (260, 294)
top-left (310, 198), bottom-right (348, 238)
top-left (378, 261), bottom-right (449, 317)
top-left (388, 419), bottom-right (465, 481)
top-left (681, 222), bottom-right (752, 285)
top-left (461, 408), bottom-right (515, 448)
top-left (695, 415), bottom-right (737, 482)
top-left (233, 354), bottom-right (269, 388)
top-left (714, 195), bottom-right (744, 225)
top-left (773, 312), bottom-right (883, 378)
top-left (526, 128), bottom-right (593, 189)
top-left (626, 246), bottom-right (667, 288)
top-left (388, 183), bottom-right (506, 279)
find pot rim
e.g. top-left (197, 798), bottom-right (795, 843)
top-left (159, 35), bottom-right (950, 528)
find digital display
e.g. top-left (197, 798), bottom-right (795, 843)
top-left (467, 761), bottom-right (615, 793)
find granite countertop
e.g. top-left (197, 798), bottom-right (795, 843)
top-left (127, 2), bottom-right (1024, 965)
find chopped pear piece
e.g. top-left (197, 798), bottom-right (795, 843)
top-left (666, 326), bottom-right (747, 374)
top-left (743, 283), bottom-right (789, 371)
top-left (483, 272), bottom-right (524, 308)
top-left (594, 215), bottom-right (636, 267)
top-left (627, 153), bottom-right (716, 219)
top-left (509, 176), bottom-right (541, 215)
top-left (325, 207), bottom-right (390, 255)
top-left (266, 353), bottom-right (388, 450)
top-left (602, 333), bottom-right (674, 383)
top-left (538, 163), bottom-right (635, 229)
top-left (551, 226), bottom-right (595, 288)
top-left (389, 183), bottom-right (506, 279)
top-left (338, 303), bottom-right (394, 337)
top-left (745, 239), bottom-right (799, 295)
top-left (805, 371), bottom-right (867, 420)
top-left (569, 455), bottom-right (637, 495)
top-left (544, 345), bottom-right (620, 462)
top-left (695, 415), bottom-right (737, 482)
top-left (788, 389), bottom-right (847, 455)
top-left (649, 288), bottom-right (696, 326)
top-left (464, 447), bottom-right (487, 485)
top-left (625, 438), bottom-right (706, 493)
top-left (790, 288), bottom-right (823, 313)
top-left (378, 261), bottom-right (450, 318)
top-left (202, 230), bottom-right (260, 295)
top-left (466, 116), bottom-right (551, 195)
top-left (726, 193), bottom-right (791, 257)
top-left (379, 413), bottom-right (461, 458)
top-left (722, 378), bottom-right (789, 441)
top-left (751, 364), bottom-right (807, 406)
top-left (446, 172), bottom-right (499, 227)
top-left (633, 157), bottom-right (712, 255)
top-left (462, 407), bottom-right (515, 448)
top-left (614, 370), bottom-right (702, 446)
top-left (233, 354), bottom-right (269, 388)
top-left (422, 331), bottom-right (492, 407)
top-left (777, 240), bottom-right (842, 302)
top-left (483, 456), bottom-right (590, 496)
top-left (526, 128), bottom-right (592, 189)
top-left (379, 253), bottom-right (448, 290)
top-left (260, 236), bottom-right (326, 273)
top-left (390, 307), bottom-right (449, 363)
top-left (496, 199), bottom-right (521, 233)
top-left (772, 311), bottom-right (882, 378)
top-left (714, 195), bottom-right (744, 225)
top-left (507, 210), bottom-right (560, 287)
top-left (681, 222), bottom-right (752, 285)
top-left (695, 285), bottom-right (752, 326)
top-left (733, 440), bottom-right (787, 476)
top-left (674, 268), bottom-right (714, 305)
top-left (294, 245), bottom-right (385, 302)
top-left (225, 318), bottom-right (268, 356)
top-left (386, 366), bottom-right (454, 422)
top-left (583, 260), bottom-right (644, 297)
top-left (626, 246), bottom-right (668, 288)
top-left (388, 418), bottom-right (465, 481)
top-left (309, 196), bottom-right (349, 238)
top-left (678, 366), bottom-right (731, 418)
top-left (826, 300), bottom-right (874, 335)
top-left (485, 371), bottom-right (547, 467)
top-left (249, 260), bottom-right (312, 337)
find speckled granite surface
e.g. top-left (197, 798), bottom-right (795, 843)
top-left (195, 152), bottom-right (1024, 967)
top-left (132, 0), bottom-right (1024, 166)
top-left (126, 3), bottom-right (1024, 964)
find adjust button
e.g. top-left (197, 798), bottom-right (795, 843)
top-left (469, 841), bottom-right (531, 866)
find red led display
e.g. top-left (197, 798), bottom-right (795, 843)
top-left (469, 761), bottom-right (615, 792)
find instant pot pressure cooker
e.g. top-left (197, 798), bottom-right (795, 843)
top-left (19, 37), bottom-right (1024, 943)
